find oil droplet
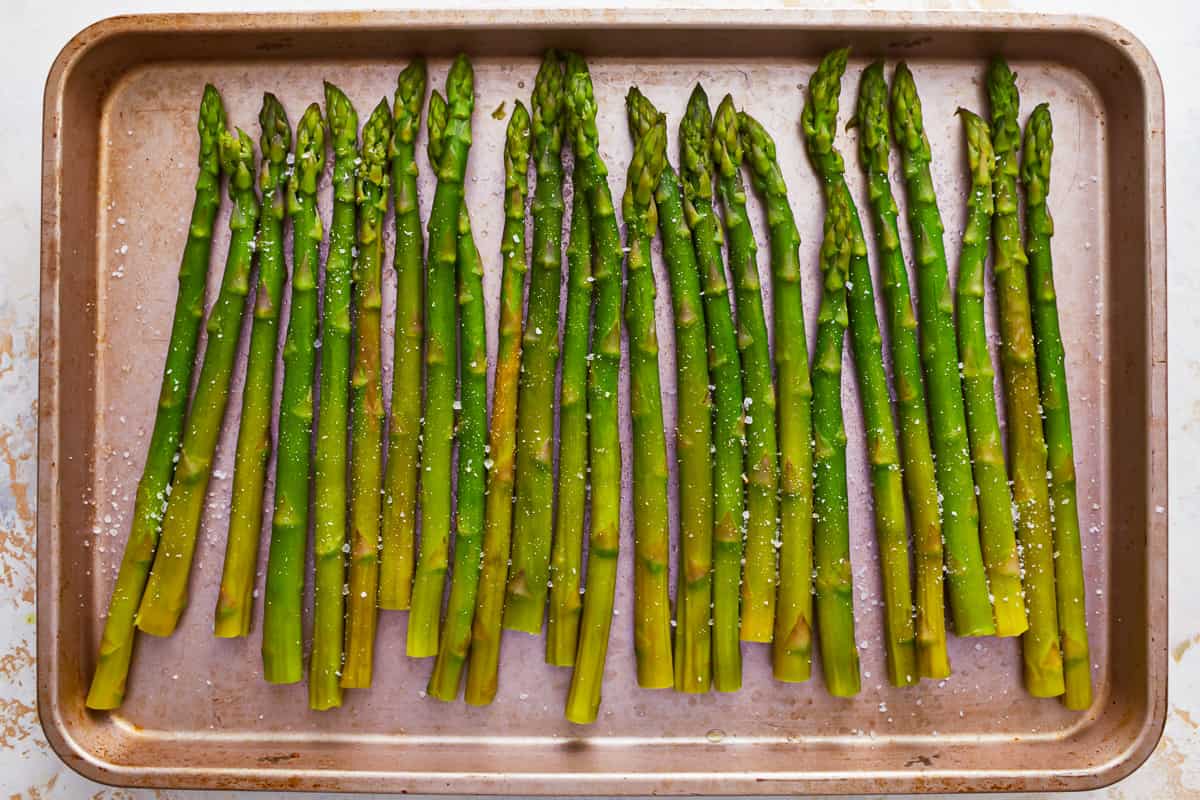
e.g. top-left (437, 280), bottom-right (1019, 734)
top-left (706, 729), bottom-right (726, 743)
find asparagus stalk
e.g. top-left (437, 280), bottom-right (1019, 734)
top-left (341, 98), bottom-right (392, 688)
top-left (627, 88), bottom-right (713, 693)
top-left (506, 51), bottom-right (566, 635)
top-left (712, 95), bottom-right (779, 644)
top-left (1023, 100), bottom-right (1090, 707)
top-left (851, 62), bottom-right (950, 678)
top-left (87, 86), bottom-right (225, 709)
top-left (261, 104), bottom-right (325, 683)
top-left (564, 53), bottom-right (622, 723)
top-left (680, 86), bottom-right (745, 692)
top-left (380, 60), bottom-right (428, 611)
top-left (546, 120), bottom-right (590, 668)
top-left (309, 83), bottom-right (357, 710)
top-left (809, 175), bottom-right (861, 698)
top-left (954, 107), bottom-right (1028, 637)
top-left (411, 56), bottom-right (475, 657)
top-left (801, 56), bottom-right (917, 686)
top-left (739, 110), bottom-right (815, 684)
top-left (622, 114), bottom-right (674, 690)
top-left (428, 201), bottom-right (487, 700)
top-left (891, 61), bottom-right (996, 637)
top-left (466, 103), bottom-right (531, 703)
top-left (135, 126), bottom-right (259, 637)
top-left (986, 58), bottom-right (1065, 697)
top-left (214, 95), bottom-right (289, 640)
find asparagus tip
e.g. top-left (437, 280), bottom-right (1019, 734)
top-left (625, 85), bottom-right (660, 142)
top-left (258, 92), bottom-right (292, 169)
top-left (711, 94), bottom-right (742, 176)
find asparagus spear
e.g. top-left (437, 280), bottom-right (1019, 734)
top-left (506, 51), bottom-right (566, 635)
top-left (86, 86), bottom-right (225, 710)
top-left (627, 88), bottom-right (713, 693)
top-left (810, 175), bottom-right (861, 698)
top-left (341, 98), bottom-right (392, 688)
top-left (851, 62), bottom-right (951, 678)
top-left (466, 103), bottom-right (531, 703)
top-left (1023, 102), bottom-right (1091, 709)
top-left (955, 107), bottom-right (1028, 637)
top-left (546, 118), bottom-right (590, 668)
top-left (987, 58), bottom-right (1065, 697)
top-left (564, 53), bottom-right (622, 723)
top-left (622, 114), bottom-right (674, 690)
top-left (309, 83), bottom-right (357, 710)
top-left (213, 95), bottom-right (289, 641)
top-left (801, 55), bottom-right (917, 686)
top-left (380, 60), bottom-right (428, 611)
top-left (712, 95), bottom-right (779, 644)
top-left (891, 61), bottom-right (996, 637)
top-left (135, 126), bottom-right (259, 637)
top-left (411, 56), bottom-right (475, 657)
top-left (739, 110), bottom-right (814, 684)
top-left (428, 201), bottom-right (487, 700)
top-left (261, 104), bottom-right (325, 683)
top-left (680, 86), bottom-right (745, 692)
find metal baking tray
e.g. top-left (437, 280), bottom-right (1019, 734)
top-left (38, 9), bottom-right (1167, 795)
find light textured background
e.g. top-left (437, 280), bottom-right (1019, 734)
top-left (3, 0), bottom-right (1193, 797)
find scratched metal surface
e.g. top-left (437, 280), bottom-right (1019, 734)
top-left (14, 2), bottom-right (1179, 798)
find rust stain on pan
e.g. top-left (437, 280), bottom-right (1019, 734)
top-left (37, 8), bottom-right (1167, 795)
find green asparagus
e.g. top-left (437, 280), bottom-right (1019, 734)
top-left (564, 53), bottom-right (622, 723)
top-left (627, 87), bottom-right (713, 693)
top-left (309, 82), bottom-right (357, 710)
top-left (87, 85), bottom-right (225, 709)
top-left (214, 94), bottom-right (289, 641)
top-left (506, 51), bottom-right (566, 636)
top-left (262, 103), bottom-right (325, 683)
top-left (739, 110), bottom-right (814, 684)
top-left (891, 61), bottom-right (995, 637)
top-left (1023, 99), bottom-right (1090, 707)
top-left (135, 126), bottom-right (259, 637)
top-left (713, 95), bottom-right (779, 644)
top-left (987, 58), bottom-right (1065, 697)
top-left (411, 56), bottom-right (475, 657)
top-left (851, 62), bottom-right (950, 678)
top-left (380, 59), bottom-right (428, 611)
top-left (955, 107), bottom-right (1028, 637)
top-left (466, 102), bottom-right (531, 703)
top-left (680, 85), bottom-right (745, 692)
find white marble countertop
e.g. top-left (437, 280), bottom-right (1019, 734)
top-left (3, 0), bottom-right (1194, 797)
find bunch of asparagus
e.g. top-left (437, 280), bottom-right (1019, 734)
top-left (87, 49), bottom-right (1092, 720)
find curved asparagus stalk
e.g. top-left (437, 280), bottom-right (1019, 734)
top-left (627, 88), bottom-right (713, 693)
top-left (622, 114), bottom-right (674, 689)
top-left (87, 85), bottom-right (225, 709)
top-left (801, 56), bottom-right (917, 685)
top-left (680, 86), bottom-right (745, 692)
top-left (428, 202), bottom-right (487, 700)
top-left (546, 118), bottom-right (590, 668)
top-left (810, 177), bottom-right (861, 698)
top-left (891, 61), bottom-right (995, 637)
top-left (341, 98), bottom-right (392, 688)
top-left (214, 95), bottom-right (289, 641)
top-left (466, 102), bottom-right (531, 703)
top-left (739, 110), bottom-right (814, 684)
top-left (135, 126), bottom-right (259, 637)
top-left (1023, 102), bottom-right (1091, 709)
top-left (380, 59), bottom-right (428, 611)
top-left (954, 107), bottom-right (1028, 637)
top-left (564, 53), bottom-right (622, 723)
top-left (713, 95), bottom-right (779, 644)
top-left (506, 51), bottom-right (566, 635)
top-left (261, 104), bottom-right (325, 683)
top-left (309, 83), bottom-right (357, 710)
top-left (852, 62), bottom-right (950, 678)
top-left (987, 59), bottom-right (1064, 697)
top-left (411, 56), bottom-right (475, 657)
